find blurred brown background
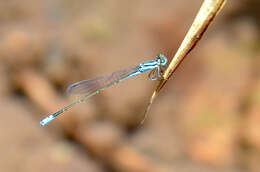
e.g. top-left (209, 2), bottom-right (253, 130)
top-left (1, 0), bottom-right (260, 171)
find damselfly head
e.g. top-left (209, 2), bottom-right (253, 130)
top-left (157, 54), bottom-right (167, 66)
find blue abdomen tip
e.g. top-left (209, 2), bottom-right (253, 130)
top-left (40, 115), bottom-right (55, 126)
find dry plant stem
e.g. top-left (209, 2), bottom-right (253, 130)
top-left (144, 0), bottom-right (226, 116)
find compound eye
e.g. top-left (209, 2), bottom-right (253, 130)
top-left (157, 54), bottom-right (167, 66)
top-left (160, 58), bottom-right (165, 64)
top-left (157, 54), bottom-right (163, 60)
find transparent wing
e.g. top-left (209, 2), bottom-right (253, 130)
top-left (67, 66), bottom-right (139, 95)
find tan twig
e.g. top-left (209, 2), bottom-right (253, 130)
top-left (144, 0), bottom-right (227, 118)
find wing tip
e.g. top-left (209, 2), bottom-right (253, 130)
top-left (66, 82), bottom-right (78, 94)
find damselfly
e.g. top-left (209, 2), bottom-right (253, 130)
top-left (40, 54), bottom-right (167, 126)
